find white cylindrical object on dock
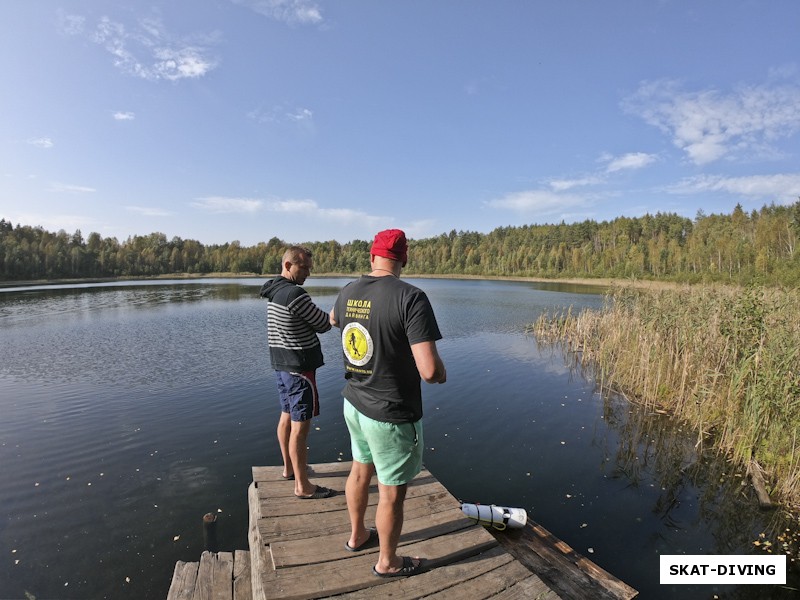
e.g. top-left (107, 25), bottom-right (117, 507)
top-left (461, 503), bottom-right (527, 530)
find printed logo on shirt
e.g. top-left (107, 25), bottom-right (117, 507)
top-left (345, 298), bottom-right (371, 320)
top-left (342, 322), bottom-right (373, 367)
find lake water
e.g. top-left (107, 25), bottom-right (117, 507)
top-left (0, 277), bottom-right (795, 599)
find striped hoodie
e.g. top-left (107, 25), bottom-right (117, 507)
top-left (259, 276), bottom-right (331, 372)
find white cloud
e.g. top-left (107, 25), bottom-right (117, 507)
top-left (57, 12), bottom-right (85, 36)
top-left (623, 79), bottom-right (800, 165)
top-left (27, 137), bottom-right (54, 149)
top-left (265, 198), bottom-right (387, 227)
top-left (485, 190), bottom-right (587, 214)
top-left (191, 197), bottom-right (263, 213)
top-left (126, 206), bottom-right (172, 217)
top-left (83, 15), bottom-right (218, 81)
top-left (229, 0), bottom-right (323, 25)
top-left (151, 47), bottom-right (215, 80)
top-left (287, 108), bottom-right (313, 122)
top-left (248, 104), bottom-right (315, 127)
top-left (113, 111), bottom-right (135, 121)
top-left (548, 176), bottom-right (604, 191)
top-left (403, 219), bottom-right (439, 240)
top-left (48, 182), bottom-right (96, 193)
top-left (667, 173), bottom-right (800, 201)
top-left (603, 152), bottom-right (658, 173)
top-left (12, 213), bottom-right (100, 233)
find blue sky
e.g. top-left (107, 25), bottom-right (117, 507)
top-left (2, 1), bottom-right (800, 246)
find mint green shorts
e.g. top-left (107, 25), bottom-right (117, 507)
top-left (343, 399), bottom-right (423, 486)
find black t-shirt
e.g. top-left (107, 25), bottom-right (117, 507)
top-left (334, 275), bottom-right (442, 423)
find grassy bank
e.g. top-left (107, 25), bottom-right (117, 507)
top-left (532, 284), bottom-right (800, 509)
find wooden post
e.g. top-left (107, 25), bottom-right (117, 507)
top-left (203, 512), bottom-right (218, 552)
top-left (749, 460), bottom-right (775, 510)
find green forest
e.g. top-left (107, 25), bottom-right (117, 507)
top-left (2, 201), bottom-right (799, 285)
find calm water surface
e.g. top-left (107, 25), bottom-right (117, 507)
top-left (0, 278), bottom-right (795, 599)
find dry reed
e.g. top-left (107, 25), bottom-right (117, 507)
top-left (532, 284), bottom-right (800, 507)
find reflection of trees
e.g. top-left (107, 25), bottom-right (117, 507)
top-left (544, 335), bottom-right (800, 581)
top-left (602, 391), bottom-right (800, 581)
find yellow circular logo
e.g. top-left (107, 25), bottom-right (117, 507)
top-left (342, 322), bottom-right (373, 366)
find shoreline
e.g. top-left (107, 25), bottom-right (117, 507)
top-left (0, 272), bottom-right (686, 291)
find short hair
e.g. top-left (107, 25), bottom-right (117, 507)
top-left (283, 246), bottom-right (312, 265)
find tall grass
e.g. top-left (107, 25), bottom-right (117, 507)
top-left (533, 284), bottom-right (800, 507)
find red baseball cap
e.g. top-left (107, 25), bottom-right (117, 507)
top-left (371, 229), bottom-right (407, 266)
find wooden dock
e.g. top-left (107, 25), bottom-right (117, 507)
top-left (168, 461), bottom-right (637, 599)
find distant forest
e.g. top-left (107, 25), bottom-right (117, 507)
top-left (2, 201), bottom-right (799, 286)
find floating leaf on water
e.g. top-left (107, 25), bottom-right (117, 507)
top-left (588, 548), bottom-right (594, 553)
top-left (173, 535), bottom-right (180, 542)
top-left (125, 577), bottom-right (131, 583)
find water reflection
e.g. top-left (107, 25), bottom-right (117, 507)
top-left (564, 347), bottom-right (800, 599)
top-left (0, 278), bottom-right (797, 600)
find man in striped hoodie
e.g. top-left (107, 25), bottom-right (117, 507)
top-left (260, 246), bottom-right (333, 499)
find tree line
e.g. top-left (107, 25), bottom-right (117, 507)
top-left (2, 201), bottom-right (799, 285)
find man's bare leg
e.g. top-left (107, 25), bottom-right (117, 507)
top-left (346, 461), bottom-right (375, 549)
top-left (373, 482), bottom-right (421, 574)
top-left (290, 419), bottom-right (314, 496)
top-left (277, 412), bottom-right (293, 479)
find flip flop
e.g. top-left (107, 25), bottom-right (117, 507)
top-left (372, 556), bottom-right (424, 578)
top-left (295, 485), bottom-right (333, 499)
top-left (282, 473), bottom-right (295, 481)
top-left (345, 528), bottom-right (378, 552)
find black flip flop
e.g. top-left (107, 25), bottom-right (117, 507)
top-left (295, 485), bottom-right (333, 499)
top-left (372, 556), bottom-right (423, 578)
top-left (345, 528), bottom-right (378, 552)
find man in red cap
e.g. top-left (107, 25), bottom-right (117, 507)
top-left (330, 229), bottom-right (447, 577)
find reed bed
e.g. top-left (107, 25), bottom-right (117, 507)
top-left (533, 284), bottom-right (800, 507)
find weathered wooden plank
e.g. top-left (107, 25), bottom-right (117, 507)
top-left (257, 479), bottom-right (444, 521)
top-left (253, 463), bottom-right (352, 483)
top-left (333, 546), bottom-right (515, 599)
top-left (490, 573), bottom-right (561, 600)
top-left (246, 461), bottom-right (634, 600)
top-left (496, 521), bottom-right (637, 600)
top-left (233, 550), bottom-right (251, 600)
top-left (167, 560), bottom-right (199, 600)
top-left (260, 488), bottom-right (459, 545)
top-left (422, 558), bottom-right (542, 600)
top-left (271, 505), bottom-right (477, 567)
top-left (259, 524), bottom-right (498, 600)
top-left (192, 551), bottom-right (233, 600)
top-left (249, 482), bottom-right (273, 600)
top-left (255, 468), bottom-right (436, 500)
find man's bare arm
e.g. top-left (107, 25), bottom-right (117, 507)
top-left (411, 341), bottom-right (446, 384)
